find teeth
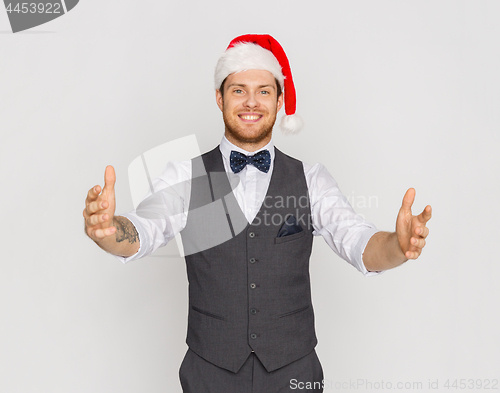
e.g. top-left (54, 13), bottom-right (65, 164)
top-left (240, 115), bottom-right (261, 120)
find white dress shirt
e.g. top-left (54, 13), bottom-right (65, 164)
top-left (115, 136), bottom-right (383, 276)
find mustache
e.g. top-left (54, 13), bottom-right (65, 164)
top-left (236, 109), bottom-right (265, 113)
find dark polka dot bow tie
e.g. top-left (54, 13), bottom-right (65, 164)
top-left (230, 150), bottom-right (271, 174)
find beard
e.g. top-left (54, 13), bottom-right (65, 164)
top-left (222, 107), bottom-right (277, 145)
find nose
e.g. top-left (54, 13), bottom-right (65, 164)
top-left (243, 92), bottom-right (259, 109)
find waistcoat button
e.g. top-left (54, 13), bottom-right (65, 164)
top-left (249, 258), bottom-right (256, 263)
top-left (250, 333), bottom-right (257, 339)
top-left (248, 232), bottom-right (255, 238)
top-left (250, 308), bottom-right (257, 314)
top-left (250, 283), bottom-right (256, 289)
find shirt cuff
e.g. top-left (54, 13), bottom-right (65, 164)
top-left (112, 213), bottom-right (148, 264)
top-left (356, 228), bottom-right (385, 277)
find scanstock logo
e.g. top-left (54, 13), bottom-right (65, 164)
top-left (3, 1), bottom-right (79, 33)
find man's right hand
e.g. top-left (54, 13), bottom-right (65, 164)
top-left (83, 165), bottom-right (117, 241)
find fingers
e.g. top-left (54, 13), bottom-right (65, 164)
top-left (92, 226), bottom-right (117, 239)
top-left (406, 224), bottom-right (429, 259)
top-left (411, 236), bottom-right (426, 248)
top-left (85, 185), bottom-right (101, 204)
top-left (86, 212), bottom-right (110, 227)
top-left (83, 204), bottom-right (112, 227)
top-left (398, 194), bottom-right (431, 261)
top-left (401, 188), bottom-right (415, 212)
top-left (405, 250), bottom-right (421, 260)
top-left (415, 225), bottom-right (429, 238)
top-left (84, 199), bottom-right (109, 217)
top-left (417, 205), bottom-right (432, 224)
top-left (103, 165), bottom-right (116, 192)
top-left (83, 167), bottom-right (116, 241)
top-left (84, 208), bottom-right (115, 240)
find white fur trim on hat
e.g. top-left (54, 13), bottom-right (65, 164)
top-left (279, 114), bottom-right (304, 135)
top-left (214, 42), bottom-right (285, 90)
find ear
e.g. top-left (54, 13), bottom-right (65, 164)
top-left (277, 92), bottom-right (284, 113)
top-left (215, 89), bottom-right (224, 112)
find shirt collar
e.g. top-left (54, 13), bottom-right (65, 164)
top-left (220, 135), bottom-right (275, 163)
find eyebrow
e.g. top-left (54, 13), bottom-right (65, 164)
top-left (226, 83), bottom-right (276, 90)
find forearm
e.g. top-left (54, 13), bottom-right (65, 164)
top-left (362, 231), bottom-right (407, 272)
top-left (93, 216), bottom-right (140, 258)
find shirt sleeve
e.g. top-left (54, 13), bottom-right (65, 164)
top-left (304, 162), bottom-right (384, 277)
top-left (113, 160), bottom-right (191, 264)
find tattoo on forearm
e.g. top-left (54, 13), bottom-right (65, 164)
top-left (113, 216), bottom-right (139, 244)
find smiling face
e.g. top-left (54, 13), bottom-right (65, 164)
top-left (216, 69), bottom-right (284, 152)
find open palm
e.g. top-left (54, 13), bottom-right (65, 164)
top-left (396, 188), bottom-right (432, 260)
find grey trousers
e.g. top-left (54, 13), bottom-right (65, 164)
top-left (179, 348), bottom-right (324, 393)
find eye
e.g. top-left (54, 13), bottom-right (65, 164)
top-left (260, 90), bottom-right (270, 95)
top-left (233, 89), bottom-right (243, 94)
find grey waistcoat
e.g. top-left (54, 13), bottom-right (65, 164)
top-left (180, 146), bottom-right (317, 373)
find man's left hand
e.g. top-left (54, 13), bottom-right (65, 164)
top-left (396, 188), bottom-right (432, 260)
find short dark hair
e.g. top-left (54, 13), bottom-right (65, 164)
top-left (219, 76), bottom-right (283, 100)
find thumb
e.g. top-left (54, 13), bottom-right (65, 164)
top-left (401, 188), bottom-right (415, 212)
top-left (103, 165), bottom-right (116, 192)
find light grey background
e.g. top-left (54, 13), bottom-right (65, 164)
top-left (1, 1), bottom-right (499, 392)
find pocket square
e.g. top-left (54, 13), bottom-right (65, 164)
top-left (277, 215), bottom-right (303, 237)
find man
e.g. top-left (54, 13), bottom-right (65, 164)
top-left (83, 34), bottom-right (431, 392)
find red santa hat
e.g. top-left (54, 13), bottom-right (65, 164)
top-left (214, 34), bottom-right (304, 135)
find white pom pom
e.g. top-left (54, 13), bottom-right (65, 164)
top-left (279, 114), bottom-right (304, 135)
